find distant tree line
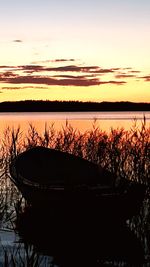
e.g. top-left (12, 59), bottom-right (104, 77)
top-left (0, 100), bottom-right (149, 112)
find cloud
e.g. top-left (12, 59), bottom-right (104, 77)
top-left (123, 67), bottom-right (132, 70)
top-left (0, 62), bottom-right (140, 88)
top-left (0, 71), bottom-right (19, 79)
top-left (52, 59), bottom-right (75, 62)
top-left (139, 75), bottom-right (150, 81)
top-left (13, 39), bottom-right (23, 43)
top-left (1, 86), bottom-right (47, 90)
top-left (31, 59), bottom-right (75, 64)
top-left (0, 71), bottom-right (18, 78)
top-left (0, 65), bottom-right (15, 69)
top-left (0, 75), bottom-right (100, 87)
top-left (100, 80), bottom-right (126, 85)
top-left (0, 64), bottom-right (123, 76)
top-left (115, 74), bottom-right (136, 79)
top-left (128, 70), bottom-right (141, 73)
top-left (8, 64), bottom-right (101, 74)
top-left (53, 74), bottom-right (96, 79)
top-left (0, 73), bottom-right (126, 87)
top-left (2, 86), bottom-right (26, 90)
top-left (44, 65), bottom-right (100, 72)
top-left (44, 65), bottom-right (119, 74)
top-left (19, 65), bottom-right (44, 73)
top-left (90, 68), bottom-right (117, 74)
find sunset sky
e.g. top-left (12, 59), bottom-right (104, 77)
top-left (0, 0), bottom-right (150, 103)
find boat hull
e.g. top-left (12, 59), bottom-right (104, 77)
top-left (9, 146), bottom-right (145, 222)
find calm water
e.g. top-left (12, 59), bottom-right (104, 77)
top-left (0, 111), bottom-right (149, 135)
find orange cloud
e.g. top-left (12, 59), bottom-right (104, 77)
top-left (140, 75), bottom-right (150, 81)
top-left (0, 61), bottom-right (143, 88)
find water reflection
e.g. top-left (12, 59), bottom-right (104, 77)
top-left (0, 176), bottom-right (149, 266)
top-left (16, 204), bottom-right (145, 267)
top-left (0, 111), bottom-right (149, 136)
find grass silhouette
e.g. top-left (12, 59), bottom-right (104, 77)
top-left (0, 118), bottom-right (149, 266)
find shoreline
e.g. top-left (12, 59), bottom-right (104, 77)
top-left (0, 100), bottom-right (150, 112)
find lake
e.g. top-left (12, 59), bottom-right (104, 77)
top-left (0, 111), bottom-right (149, 136)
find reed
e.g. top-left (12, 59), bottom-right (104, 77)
top-left (0, 119), bottom-right (149, 219)
top-left (0, 118), bottom-right (149, 186)
top-left (1, 242), bottom-right (54, 267)
top-left (0, 118), bottom-right (149, 266)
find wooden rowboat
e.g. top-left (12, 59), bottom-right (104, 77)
top-left (9, 146), bottom-right (145, 221)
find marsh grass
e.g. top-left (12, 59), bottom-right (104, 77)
top-left (0, 242), bottom-right (54, 267)
top-left (0, 119), bottom-right (149, 223)
top-left (0, 119), bottom-right (149, 266)
top-left (1, 118), bottom-right (149, 185)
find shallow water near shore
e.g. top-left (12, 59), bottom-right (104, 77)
top-left (0, 111), bottom-right (149, 134)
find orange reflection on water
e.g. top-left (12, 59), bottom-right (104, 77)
top-left (0, 112), bottom-right (149, 138)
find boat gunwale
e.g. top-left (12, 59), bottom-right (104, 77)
top-left (10, 161), bottom-right (130, 198)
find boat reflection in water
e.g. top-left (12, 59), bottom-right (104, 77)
top-left (16, 203), bottom-right (144, 266)
top-left (10, 146), bottom-right (146, 266)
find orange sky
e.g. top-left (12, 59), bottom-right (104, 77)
top-left (0, 0), bottom-right (150, 103)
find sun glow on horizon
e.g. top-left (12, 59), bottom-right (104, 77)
top-left (0, 0), bottom-right (150, 103)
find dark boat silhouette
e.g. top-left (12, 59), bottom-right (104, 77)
top-left (9, 146), bottom-right (145, 221)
